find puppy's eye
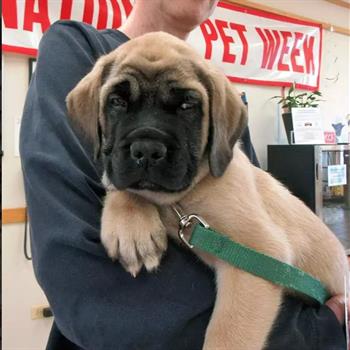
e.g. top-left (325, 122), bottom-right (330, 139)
top-left (179, 102), bottom-right (195, 110)
top-left (177, 92), bottom-right (200, 111)
top-left (109, 94), bottom-right (127, 108)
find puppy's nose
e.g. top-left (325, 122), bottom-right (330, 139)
top-left (130, 140), bottom-right (167, 166)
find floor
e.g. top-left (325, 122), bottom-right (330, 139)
top-left (322, 202), bottom-right (350, 250)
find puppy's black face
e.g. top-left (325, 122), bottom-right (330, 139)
top-left (102, 78), bottom-right (204, 193)
top-left (67, 33), bottom-right (248, 193)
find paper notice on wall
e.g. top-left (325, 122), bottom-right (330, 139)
top-left (292, 108), bottom-right (324, 144)
top-left (327, 164), bottom-right (347, 187)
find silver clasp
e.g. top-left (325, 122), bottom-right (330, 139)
top-left (172, 205), bottom-right (210, 249)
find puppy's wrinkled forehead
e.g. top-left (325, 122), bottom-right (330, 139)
top-left (101, 32), bottom-right (207, 100)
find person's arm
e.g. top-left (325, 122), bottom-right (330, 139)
top-left (268, 295), bottom-right (346, 350)
top-left (20, 21), bottom-right (215, 350)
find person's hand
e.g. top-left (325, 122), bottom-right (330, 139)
top-left (326, 294), bottom-right (347, 326)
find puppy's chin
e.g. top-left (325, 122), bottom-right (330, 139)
top-left (129, 160), bottom-right (210, 206)
top-left (102, 160), bottom-right (210, 206)
top-left (102, 171), bottom-right (192, 202)
top-left (129, 180), bottom-right (191, 193)
top-left (128, 188), bottom-right (190, 206)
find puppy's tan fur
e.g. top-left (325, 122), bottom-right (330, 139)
top-left (67, 32), bottom-right (348, 349)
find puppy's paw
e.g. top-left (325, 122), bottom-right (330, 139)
top-left (101, 201), bottom-right (167, 277)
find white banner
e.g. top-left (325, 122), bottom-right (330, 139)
top-left (2, 1), bottom-right (322, 90)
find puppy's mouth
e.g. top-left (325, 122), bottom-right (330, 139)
top-left (107, 164), bottom-right (193, 193)
top-left (130, 180), bottom-right (169, 192)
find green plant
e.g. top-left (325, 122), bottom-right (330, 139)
top-left (272, 83), bottom-right (323, 113)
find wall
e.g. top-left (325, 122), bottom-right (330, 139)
top-left (2, 1), bottom-right (350, 349)
top-left (2, 53), bottom-right (53, 350)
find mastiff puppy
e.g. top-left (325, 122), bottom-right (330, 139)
top-left (67, 32), bottom-right (348, 349)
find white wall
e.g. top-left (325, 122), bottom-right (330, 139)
top-left (259, 0), bottom-right (350, 29)
top-left (2, 53), bottom-right (53, 350)
top-left (2, 226), bottom-right (53, 350)
top-left (2, 2), bottom-right (350, 349)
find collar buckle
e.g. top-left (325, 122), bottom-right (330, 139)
top-left (172, 205), bottom-right (210, 249)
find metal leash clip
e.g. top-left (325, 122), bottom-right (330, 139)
top-left (172, 205), bottom-right (210, 249)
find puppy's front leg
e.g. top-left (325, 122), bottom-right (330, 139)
top-left (101, 190), bottom-right (167, 276)
top-left (203, 262), bottom-right (282, 350)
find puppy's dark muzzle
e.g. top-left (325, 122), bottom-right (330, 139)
top-left (120, 127), bottom-right (174, 168)
top-left (108, 126), bottom-right (194, 192)
top-left (130, 140), bottom-right (167, 167)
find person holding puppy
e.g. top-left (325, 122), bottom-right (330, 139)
top-left (20, 0), bottom-right (347, 349)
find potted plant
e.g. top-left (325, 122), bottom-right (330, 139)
top-left (272, 83), bottom-right (323, 144)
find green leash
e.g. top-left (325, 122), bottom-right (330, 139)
top-left (173, 207), bottom-right (330, 304)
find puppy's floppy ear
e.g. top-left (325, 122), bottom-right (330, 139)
top-left (206, 70), bottom-right (248, 177)
top-left (66, 55), bottom-right (112, 159)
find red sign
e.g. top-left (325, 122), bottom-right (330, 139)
top-left (2, 1), bottom-right (322, 90)
top-left (324, 131), bottom-right (336, 144)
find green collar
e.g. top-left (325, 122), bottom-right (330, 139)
top-left (172, 206), bottom-right (330, 304)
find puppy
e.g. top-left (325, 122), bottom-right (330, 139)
top-left (67, 32), bottom-right (348, 350)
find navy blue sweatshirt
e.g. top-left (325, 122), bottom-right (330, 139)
top-left (20, 21), bottom-right (346, 350)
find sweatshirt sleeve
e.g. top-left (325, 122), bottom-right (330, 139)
top-left (20, 21), bottom-right (215, 350)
